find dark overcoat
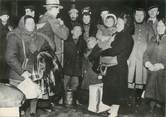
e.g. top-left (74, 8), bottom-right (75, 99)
top-left (0, 21), bottom-right (10, 81)
top-left (63, 36), bottom-right (87, 77)
top-left (143, 35), bottom-right (166, 103)
top-left (89, 31), bottom-right (134, 105)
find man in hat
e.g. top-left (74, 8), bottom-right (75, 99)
top-left (0, 9), bottom-right (12, 83)
top-left (38, 0), bottom-right (69, 66)
top-left (128, 8), bottom-right (155, 99)
top-left (147, 3), bottom-right (160, 36)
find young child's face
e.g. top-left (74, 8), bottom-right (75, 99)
top-left (87, 37), bottom-right (97, 49)
top-left (71, 26), bottom-right (82, 39)
top-left (104, 17), bottom-right (115, 28)
top-left (157, 20), bottom-right (166, 35)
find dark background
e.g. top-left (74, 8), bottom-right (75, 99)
top-left (1, 0), bottom-right (166, 26)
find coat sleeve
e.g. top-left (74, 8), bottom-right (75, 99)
top-left (88, 44), bottom-right (102, 62)
top-left (5, 33), bottom-right (24, 75)
top-left (54, 24), bottom-right (69, 40)
top-left (101, 33), bottom-right (132, 56)
top-left (48, 19), bottom-right (69, 40)
top-left (147, 25), bottom-right (155, 42)
top-left (143, 41), bottom-right (154, 65)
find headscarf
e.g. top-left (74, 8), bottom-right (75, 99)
top-left (15, 16), bottom-right (38, 55)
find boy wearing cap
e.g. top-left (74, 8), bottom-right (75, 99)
top-left (38, 0), bottom-right (69, 66)
top-left (128, 8), bottom-right (155, 94)
top-left (0, 9), bottom-right (12, 83)
top-left (63, 24), bottom-right (87, 106)
top-left (147, 3), bottom-right (160, 36)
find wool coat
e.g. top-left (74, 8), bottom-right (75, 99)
top-left (0, 20), bottom-right (10, 81)
top-left (89, 31), bottom-right (134, 105)
top-left (6, 21), bottom-right (52, 81)
top-left (63, 36), bottom-right (87, 77)
top-left (128, 22), bottom-right (155, 89)
top-left (143, 35), bottom-right (166, 103)
top-left (38, 13), bottom-right (69, 65)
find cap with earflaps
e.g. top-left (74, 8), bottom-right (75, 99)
top-left (82, 6), bottom-right (91, 15)
top-left (43, 0), bottom-right (63, 9)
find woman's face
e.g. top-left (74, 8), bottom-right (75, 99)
top-left (83, 15), bottom-right (91, 25)
top-left (134, 10), bottom-right (145, 23)
top-left (116, 18), bottom-right (125, 32)
top-left (104, 17), bottom-right (115, 28)
top-left (157, 20), bottom-right (166, 35)
top-left (25, 18), bottom-right (35, 32)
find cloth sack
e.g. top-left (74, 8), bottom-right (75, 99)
top-left (0, 83), bottom-right (25, 107)
top-left (88, 83), bottom-right (110, 113)
top-left (17, 78), bottom-right (42, 99)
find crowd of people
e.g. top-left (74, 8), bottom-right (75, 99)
top-left (0, 0), bottom-right (165, 116)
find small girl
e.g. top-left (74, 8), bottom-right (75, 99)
top-left (96, 13), bottom-right (117, 50)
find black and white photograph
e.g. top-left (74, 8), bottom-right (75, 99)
top-left (0, 0), bottom-right (166, 116)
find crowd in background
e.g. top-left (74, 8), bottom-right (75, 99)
top-left (0, 0), bottom-right (165, 116)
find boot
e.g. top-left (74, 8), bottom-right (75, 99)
top-left (72, 91), bottom-right (77, 106)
